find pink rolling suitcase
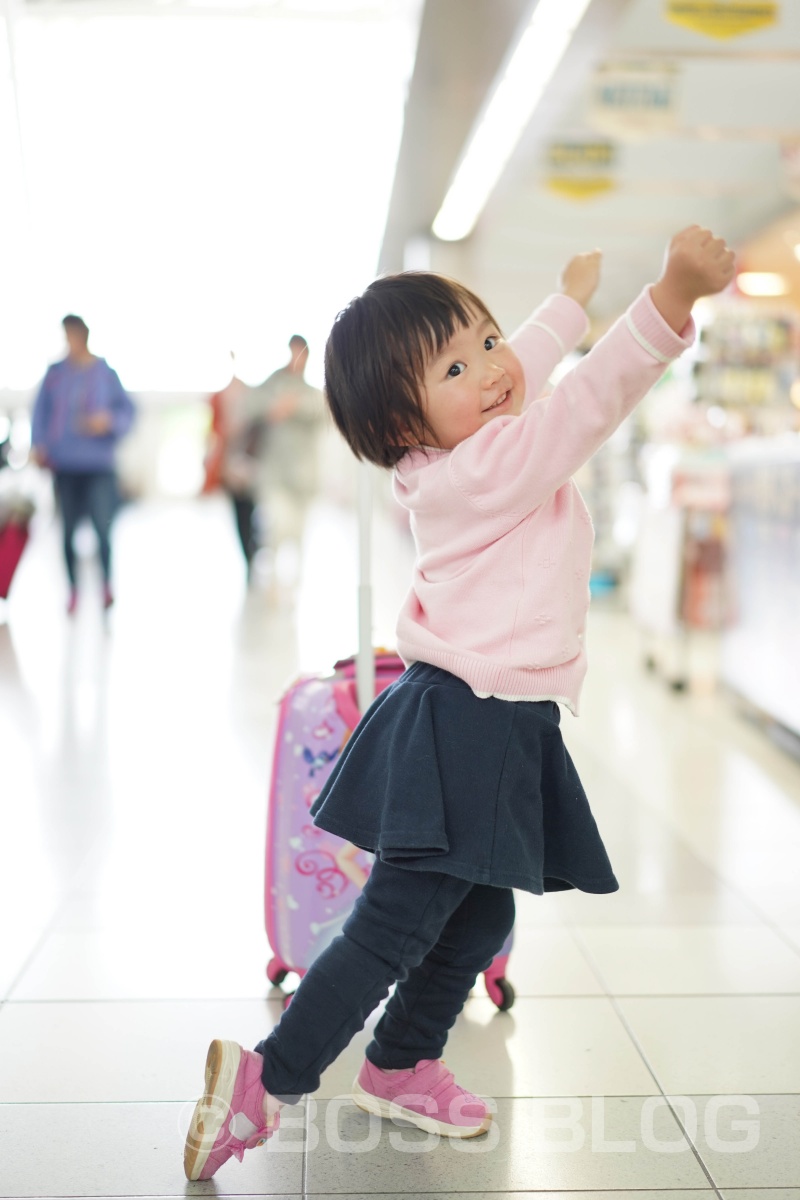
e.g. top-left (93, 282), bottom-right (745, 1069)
top-left (264, 469), bottom-right (515, 1012)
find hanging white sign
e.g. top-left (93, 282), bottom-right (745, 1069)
top-left (590, 62), bottom-right (679, 142)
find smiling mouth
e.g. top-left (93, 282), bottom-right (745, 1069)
top-left (483, 391), bottom-right (510, 413)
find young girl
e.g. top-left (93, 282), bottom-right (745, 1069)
top-left (184, 224), bottom-right (734, 1182)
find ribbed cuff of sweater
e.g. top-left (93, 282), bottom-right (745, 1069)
top-left (627, 287), bottom-right (696, 363)
top-left (513, 293), bottom-right (590, 357)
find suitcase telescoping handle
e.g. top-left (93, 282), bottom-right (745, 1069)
top-left (356, 462), bottom-right (376, 714)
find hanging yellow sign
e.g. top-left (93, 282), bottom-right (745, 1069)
top-left (547, 177), bottom-right (616, 201)
top-left (665, 1), bottom-right (778, 40)
top-left (546, 141), bottom-right (616, 203)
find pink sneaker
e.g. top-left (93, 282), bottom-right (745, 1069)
top-left (66, 588), bottom-right (78, 616)
top-left (183, 1039), bottom-right (281, 1181)
top-left (352, 1058), bottom-right (491, 1138)
top-left (102, 583), bottom-right (114, 609)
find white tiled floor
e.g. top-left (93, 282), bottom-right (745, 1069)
top-left (1, 489), bottom-right (799, 1198)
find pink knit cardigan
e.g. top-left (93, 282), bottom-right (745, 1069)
top-left (393, 288), bottom-right (694, 714)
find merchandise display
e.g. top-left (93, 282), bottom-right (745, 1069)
top-left (627, 296), bottom-right (800, 694)
top-left (722, 437), bottom-right (800, 740)
top-left (575, 423), bottom-right (639, 595)
top-left (692, 303), bottom-right (800, 435)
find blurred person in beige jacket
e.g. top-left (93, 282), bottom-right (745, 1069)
top-left (249, 334), bottom-right (324, 579)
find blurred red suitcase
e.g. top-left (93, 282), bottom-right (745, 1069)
top-left (0, 521), bottom-right (28, 598)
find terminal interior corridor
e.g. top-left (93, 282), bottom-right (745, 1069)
top-left (1, 489), bottom-right (799, 1198)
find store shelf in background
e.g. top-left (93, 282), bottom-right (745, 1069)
top-left (721, 437), bottom-right (800, 744)
top-left (629, 447), bottom-right (731, 692)
top-left (692, 301), bottom-right (800, 435)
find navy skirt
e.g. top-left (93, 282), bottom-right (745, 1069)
top-left (310, 662), bottom-right (618, 895)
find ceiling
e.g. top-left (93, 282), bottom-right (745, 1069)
top-left (5, 0), bottom-right (800, 365)
top-left (380, 0), bottom-right (800, 330)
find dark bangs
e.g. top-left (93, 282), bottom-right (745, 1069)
top-left (324, 271), bottom-right (500, 469)
top-left (382, 273), bottom-right (498, 381)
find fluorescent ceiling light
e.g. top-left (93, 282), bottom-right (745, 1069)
top-left (793, 243), bottom-right (800, 262)
top-left (432, 0), bottom-right (593, 242)
top-left (737, 272), bottom-right (790, 297)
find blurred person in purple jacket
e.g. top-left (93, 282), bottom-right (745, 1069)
top-left (31, 314), bottom-right (135, 613)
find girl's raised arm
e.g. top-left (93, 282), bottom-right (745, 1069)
top-left (450, 227), bottom-right (733, 518)
top-left (509, 252), bottom-right (601, 411)
top-left (452, 289), bottom-right (691, 517)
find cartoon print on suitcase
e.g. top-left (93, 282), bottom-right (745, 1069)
top-left (265, 653), bottom-right (515, 1011)
top-left (265, 655), bottom-right (399, 986)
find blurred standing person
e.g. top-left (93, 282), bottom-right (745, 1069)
top-left (204, 354), bottom-right (264, 581)
top-left (31, 314), bottom-right (135, 613)
top-left (201, 355), bottom-right (234, 497)
top-left (251, 334), bottom-right (324, 578)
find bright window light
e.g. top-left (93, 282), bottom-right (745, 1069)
top-left (0, 5), bottom-right (420, 392)
top-left (737, 272), bottom-right (790, 297)
top-left (432, 0), bottom-right (592, 242)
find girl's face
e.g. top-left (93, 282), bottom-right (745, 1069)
top-left (421, 311), bottom-right (525, 450)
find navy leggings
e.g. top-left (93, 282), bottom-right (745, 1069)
top-left (256, 857), bottom-right (515, 1102)
top-left (54, 470), bottom-right (118, 586)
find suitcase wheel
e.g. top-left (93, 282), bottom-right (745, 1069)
top-left (486, 976), bottom-right (515, 1012)
top-left (267, 957), bottom-right (289, 987)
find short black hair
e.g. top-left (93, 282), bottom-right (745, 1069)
top-left (324, 272), bottom-right (499, 469)
top-left (62, 314), bottom-right (89, 339)
top-left (289, 334), bottom-right (308, 350)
